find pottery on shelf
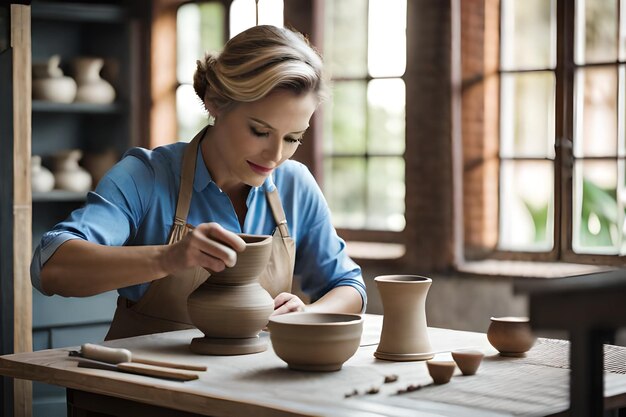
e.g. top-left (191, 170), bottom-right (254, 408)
top-left (374, 275), bottom-right (434, 361)
top-left (32, 55), bottom-right (77, 103)
top-left (31, 155), bottom-right (55, 192)
top-left (72, 57), bottom-right (116, 104)
top-left (51, 149), bottom-right (92, 193)
top-left (426, 360), bottom-right (456, 384)
top-left (487, 316), bottom-right (536, 357)
top-left (268, 312), bottom-right (363, 372)
top-left (187, 234), bottom-right (274, 355)
top-left (451, 349), bottom-right (484, 375)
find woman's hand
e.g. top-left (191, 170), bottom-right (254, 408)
top-left (272, 292), bottom-right (306, 315)
top-left (161, 222), bottom-right (246, 275)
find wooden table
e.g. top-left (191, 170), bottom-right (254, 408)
top-left (516, 269), bottom-right (626, 417)
top-left (2, 314), bottom-right (626, 417)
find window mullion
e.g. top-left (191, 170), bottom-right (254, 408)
top-left (555, 0), bottom-right (576, 260)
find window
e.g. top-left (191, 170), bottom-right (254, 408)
top-left (499, 0), bottom-right (556, 252)
top-left (322, 0), bottom-right (407, 234)
top-left (491, 0), bottom-right (626, 263)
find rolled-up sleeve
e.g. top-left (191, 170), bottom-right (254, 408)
top-left (31, 153), bottom-right (156, 295)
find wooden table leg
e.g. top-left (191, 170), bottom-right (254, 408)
top-left (569, 329), bottom-right (614, 417)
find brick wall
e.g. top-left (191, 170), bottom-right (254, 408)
top-left (461, 0), bottom-right (500, 259)
top-left (404, 0), bottom-right (455, 271)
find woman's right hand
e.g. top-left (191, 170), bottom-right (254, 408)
top-left (161, 222), bottom-right (246, 275)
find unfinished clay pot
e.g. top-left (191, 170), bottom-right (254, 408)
top-left (451, 349), bottom-right (484, 375)
top-left (487, 316), bottom-right (536, 357)
top-left (268, 312), bottom-right (363, 371)
top-left (374, 275), bottom-right (434, 361)
top-left (426, 360), bottom-right (456, 384)
top-left (188, 234), bottom-right (274, 355)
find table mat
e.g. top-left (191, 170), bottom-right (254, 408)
top-left (514, 338), bottom-right (626, 374)
top-left (359, 339), bottom-right (626, 417)
top-left (366, 359), bottom-right (570, 417)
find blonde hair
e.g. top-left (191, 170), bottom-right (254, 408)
top-left (193, 25), bottom-right (326, 114)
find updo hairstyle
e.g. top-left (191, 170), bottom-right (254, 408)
top-left (193, 25), bottom-right (326, 115)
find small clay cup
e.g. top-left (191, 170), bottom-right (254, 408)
top-left (487, 316), bottom-right (536, 357)
top-left (268, 312), bottom-right (363, 372)
top-left (426, 360), bottom-right (456, 384)
top-left (451, 349), bottom-right (484, 375)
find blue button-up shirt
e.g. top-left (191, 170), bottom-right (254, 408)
top-left (31, 142), bottom-right (367, 309)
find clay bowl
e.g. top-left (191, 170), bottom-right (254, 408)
top-left (451, 349), bottom-right (484, 375)
top-left (426, 360), bottom-right (457, 384)
top-left (267, 312), bottom-right (363, 372)
top-left (487, 316), bottom-right (536, 357)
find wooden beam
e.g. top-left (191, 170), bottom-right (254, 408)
top-left (0, 13), bottom-right (16, 417)
top-left (11, 4), bottom-right (32, 417)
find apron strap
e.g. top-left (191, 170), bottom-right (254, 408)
top-left (168, 127), bottom-right (206, 244)
top-left (266, 188), bottom-right (290, 238)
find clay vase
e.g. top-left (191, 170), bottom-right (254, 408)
top-left (374, 275), bottom-right (434, 361)
top-left (31, 155), bottom-right (55, 192)
top-left (188, 234), bottom-right (274, 355)
top-left (72, 57), bottom-right (116, 104)
top-left (32, 55), bottom-right (77, 103)
top-left (487, 316), bottom-right (536, 357)
top-left (51, 149), bottom-right (92, 193)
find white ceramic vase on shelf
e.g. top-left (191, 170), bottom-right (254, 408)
top-left (52, 149), bottom-right (92, 193)
top-left (31, 155), bottom-right (55, 193)
top-left (32, 55), bottom-right (77, 103)
top-left (72, 57), bottom-right (116, 104)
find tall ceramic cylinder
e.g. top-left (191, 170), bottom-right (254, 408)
top-left (374, 275), bottom-right (434, 361)
top-left (188, 234), bottom-right (274, 355)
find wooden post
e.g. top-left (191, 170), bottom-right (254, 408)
top-left (11, 4), bottom-right (33, 417)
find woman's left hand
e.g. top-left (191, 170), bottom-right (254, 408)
top-left (272, 292), bottom-right (305, 315)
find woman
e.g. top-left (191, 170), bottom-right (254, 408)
top-left (31, 25), bottom-right (366, 340)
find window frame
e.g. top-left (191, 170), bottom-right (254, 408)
top-left (464, 0), bottom-right (626, 266)
top-left (318, 1), bottom-right (408, 243)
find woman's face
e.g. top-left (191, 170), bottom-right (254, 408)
top-left (208, 89), bottom-right (318, 188)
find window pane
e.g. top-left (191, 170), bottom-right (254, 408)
top-left (367, 157), bottom-right (405, 231)
top-left (621, 65), bottom-right (626, 156)
top-left (621, 1), bottom-right (626, 60)
top-left (499, 160), bottom-right (554, 251)
top-left (176, 85), bottom-right (207, 142)
top-left (575, 0), bottom-right (618, 64)
top-left (324, 0), bottom-right (368, 78)
top-left (230, 0), bottom-right (283, 39)
top-left (574, 66), bottom-right (618, 157)
top-left (177, 4), bottom-right (201, 84)
top-left (573, 160), bottom-right (619, 253)
top-left (368, 0), bottom-right (406, 77)
top-left (324, 81), bottom-right (366, 154)
top-left (500, 72), bottom-right (556, 158)
top-left (501, 0), bottom-right (556, 70)
top-left (325, 157), bottom-right (366, 229)
top-left (367, 79), bottom-right (405, 155)
top-left (177, 3), bottom-right (225, 84)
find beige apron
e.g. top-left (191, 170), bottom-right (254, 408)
top-left (105, 128), bottom-right (295, 340)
